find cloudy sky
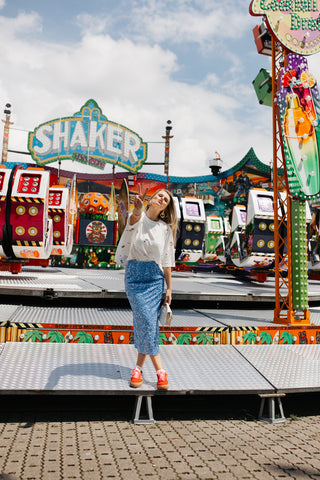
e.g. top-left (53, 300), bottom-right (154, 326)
top-left (1, 0), bottom-right (320, 178)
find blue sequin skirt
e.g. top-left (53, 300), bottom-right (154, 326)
top-left (125, 260), bottom-right (164, 355)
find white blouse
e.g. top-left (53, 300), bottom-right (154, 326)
top-left (118, 212), bottom-right (175, 270)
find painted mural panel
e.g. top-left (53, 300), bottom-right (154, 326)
top-left (277, 53), bottom-right (320, 200)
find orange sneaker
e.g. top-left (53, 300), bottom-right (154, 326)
top-left (157, 370), bottom-right (169, 390)
top-left (130, 367), bottom-right (143, 388)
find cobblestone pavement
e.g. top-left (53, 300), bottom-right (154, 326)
top-left (0, 394), bottom-right (320, 480)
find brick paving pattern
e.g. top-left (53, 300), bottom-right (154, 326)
top-left (0, 406), bottom-right (320, 479)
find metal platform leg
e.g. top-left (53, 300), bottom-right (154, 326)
top-left (132, 395), bottom-right (155, 425)
top-left (258, 394), bottom-right (286, 424)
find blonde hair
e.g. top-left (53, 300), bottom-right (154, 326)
top-left (146, 189), bottom-right (178, 241)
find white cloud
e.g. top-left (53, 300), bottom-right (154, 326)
top-left (75, 1), bottom-right (252, 50)
top-left (0, 4), bottom-right (274, 179)
top-left (98, 0), bottom-right (253, 51)
top-left (0, 10), bottom-right (42, 37)
top-left (76, 13), bottom-right (109, 36)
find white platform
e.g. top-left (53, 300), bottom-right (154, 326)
top-left (1, 266), bottom-right (320, 303)
top-left (0, 342), bottom-right (319, 396)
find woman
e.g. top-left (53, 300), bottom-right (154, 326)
top-left (115, 186), bottom-right (177, 390)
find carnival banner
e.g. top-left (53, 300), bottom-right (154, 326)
top-left (28, 99), bottom-right (148, 174)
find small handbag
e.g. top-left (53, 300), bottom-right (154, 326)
top-left (159, 303), bottom-right (173, 326)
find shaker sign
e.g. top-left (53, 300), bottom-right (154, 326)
top-left (250, 0), bottom-right (320, 55)
top-left (28, 99), bottom-right (148, 174)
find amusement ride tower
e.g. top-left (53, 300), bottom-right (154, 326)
top-left (250, 0), bottom-right (320, 325)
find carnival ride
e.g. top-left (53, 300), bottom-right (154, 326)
top-left (202, 187), bottom-right (320, 282)
top-left (1, 162), bottom-right (320, 283)
top-left (0, 164), bottom-right (77, 273)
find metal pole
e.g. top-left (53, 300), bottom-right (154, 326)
top-left (271, 38), bottom-right (310, 325)
top-left (272, 37), bottom-right (293, 324)
top-left (272, 37), bottom-right (293, 323)
top-left (272, 36), bottom-right (281, 322)
top-left (162, 120), bottom-right (173, 190)
top-left (1, 104), bottom-right (13, 163)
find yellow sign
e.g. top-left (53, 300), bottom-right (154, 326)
top-left (250, 0), bottom-right (320, 55)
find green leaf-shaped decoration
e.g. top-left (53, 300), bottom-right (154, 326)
top-left (260, 331), bottom-right (273, 345)
top-left (74, 331), bottom-right (94, 343)
top-left (280, 331), bottom-right (294, 344)
top-left (176, 333), bottom-right (192, 345)
top-left (47, 330), bottom-right (65, 343)
top-left (23, 330), bottom-right (44, 342)
top-left (159, 333), bottom-right (168, 345)
top-left (196, 333), bottom-right (214, 345)
top-left (242, 332), bottom-right (257, 344)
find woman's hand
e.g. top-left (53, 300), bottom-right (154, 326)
top-left (165, 288), bottom-right (172, 305)
top-left (133, 184), bottom-right (148, 211)
top-left (130, 184), bottom-right (148, 225)
top-left (163, 267), bottom-right (172, 305)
